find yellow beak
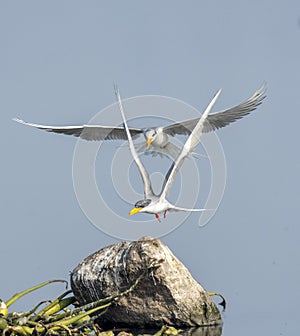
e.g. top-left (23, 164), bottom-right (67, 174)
top-left (129, 207), bottom-right (143, 216)
top-left (146, 137), bottom-right (153, 150)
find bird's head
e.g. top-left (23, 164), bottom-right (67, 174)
top-left (144, 129), bottom-right (158, 149)
top-left (129, 199), bottom-right (151, 216)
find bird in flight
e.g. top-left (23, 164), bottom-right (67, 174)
top-left (115, 85), bottom-right (221, 222)
top-left (13, 85), bottom-right (266, 159)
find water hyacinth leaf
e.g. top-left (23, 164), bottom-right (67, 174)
top-left (33, 290), bottom-right (73, 320)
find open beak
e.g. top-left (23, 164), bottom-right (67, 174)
top-left (129, 207), bottom-right (143, 216)
top-left (146, 137), bottom-right (153, 150)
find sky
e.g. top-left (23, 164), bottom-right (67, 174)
top-left (1, 1), bottom-right (300, 335)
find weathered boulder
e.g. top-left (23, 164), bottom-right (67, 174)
top-left (70, 236), bottom-right (222, 328)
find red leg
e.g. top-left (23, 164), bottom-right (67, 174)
top-left (155, 214), bottom-right (161, 222)
top-left (163, 210), bottom-right (167, 218)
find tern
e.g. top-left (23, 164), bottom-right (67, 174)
top-left (13, 85), bottom-right (266, 159)
top-left (115, 85), bottom-right (222, 222)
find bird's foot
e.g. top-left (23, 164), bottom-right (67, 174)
top-left (155, 214), bottom-right (161, 222)
top-left (163, 210), bottom-right (167, 218)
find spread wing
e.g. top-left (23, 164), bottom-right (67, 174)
top-left (114, 85), bottom-right (154, 198)
top-left (163, 84), bottom-right (266, 136)
top-left (160, 89), bottom-right (222, 201)
top-left (13, 118), bottom-right (143, 141)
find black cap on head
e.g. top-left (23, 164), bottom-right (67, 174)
top-left (134, 199), bottom-right (151, 208)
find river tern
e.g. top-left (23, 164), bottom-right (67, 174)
top-left (13, 85), bottom-right (266, 159)
top-left (115, 85), bottom-right (222, 222)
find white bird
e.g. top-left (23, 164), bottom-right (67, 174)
top-left (115, 85), bottom-right (222, 222)
top-left (13, 85), bottom-right (266, 159)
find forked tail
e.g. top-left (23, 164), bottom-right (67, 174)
top-left (169, 205), bottom-right (215, 212)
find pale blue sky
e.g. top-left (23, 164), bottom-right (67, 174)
top-left (1, 1), bottom-right (299, 335)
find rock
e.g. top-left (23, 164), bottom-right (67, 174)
top-left (70, 236), bottom-right (222, 328)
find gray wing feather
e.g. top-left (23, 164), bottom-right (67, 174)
top-left (114, 85), bottom-right (154, 198)
top-left (160, 89), bottom-right (222, 200)
top-left (13, 118), bottom-right (142, 141)
top-left (163, 84), bottom-right (266, 136)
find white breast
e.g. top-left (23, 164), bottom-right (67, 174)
top-left (152, 129), bottom-right (169, 148)
top-left (141, 198), bottom-right (171, 214)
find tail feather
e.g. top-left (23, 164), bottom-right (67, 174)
top-left (169, 205), bottom-right (215, 212)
